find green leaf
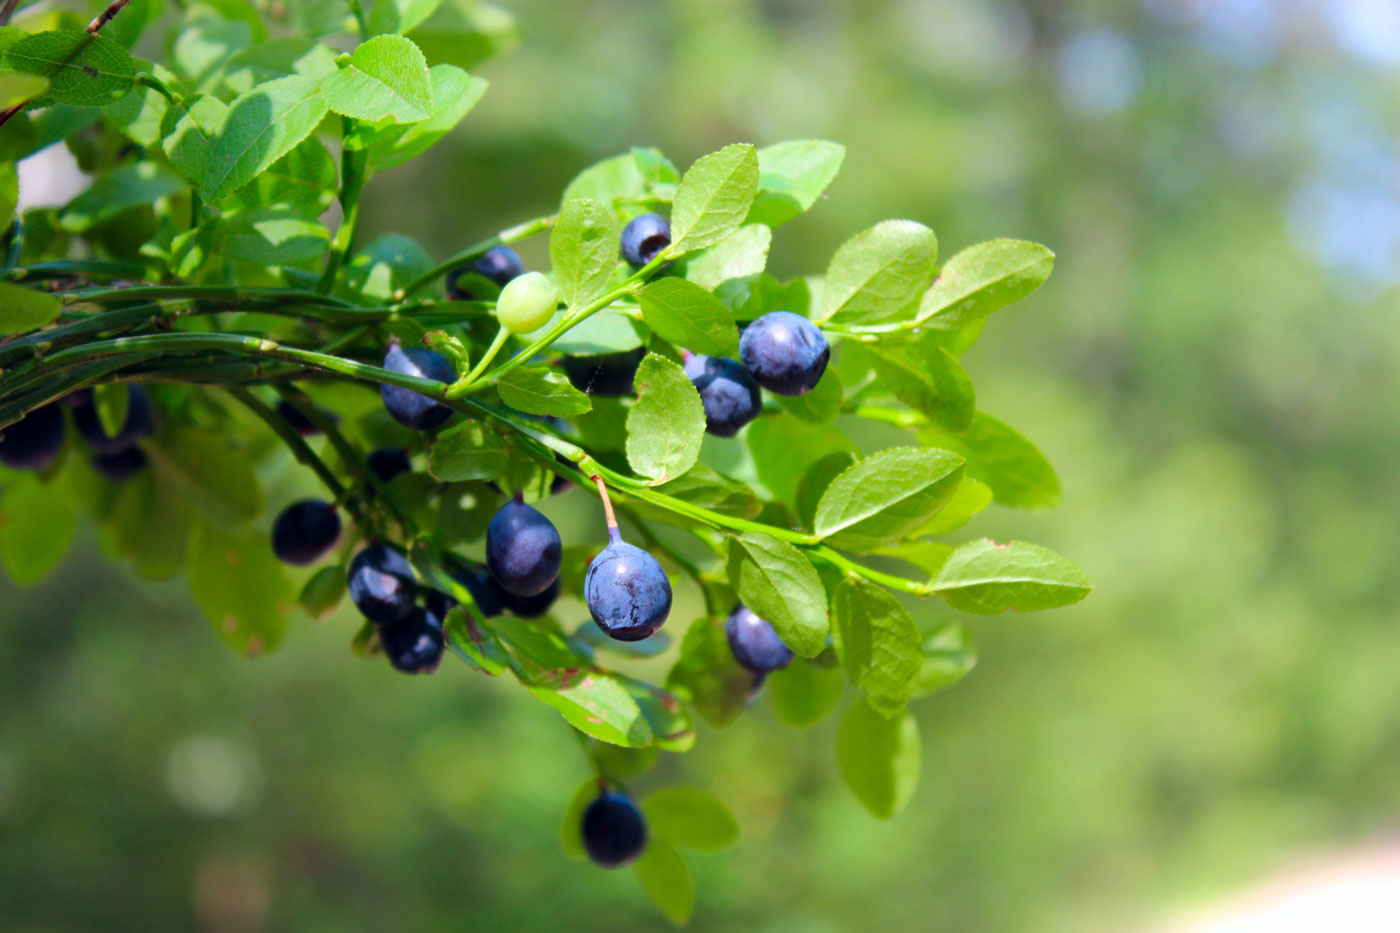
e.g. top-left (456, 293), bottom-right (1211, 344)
top-left (794, 451), bottom-right (857, 530)
top-left (187, 521), bottom-right (293, 656)
top-left (930, 539), bottom-right (1091, 615)
top-left (684, 223), bottom-right (770, 291)
top-left (666, 616), bottom-right (755, 730)
top-left (441, 607), bottom-right (510, 675)
top-left (172, 14), bottom-right (252, 93)
top-left (429, 420), bottom-right (510, 481)
top-left (837, 697), bottom-right (921, 819)
top-left (0, 476), bottom-right (76, 586)
top-left (100, 469), bottom-right (189, 580)
top-left (876, 540), bottom-right (953, 579)
top-left (550, 198), bottom-right (619, 309)
top-left (626, 353), bottom-right (705, 484)
top-left (769, 660), bottom-right (844, 728)
top-left (725, 532), bottom-right (828, 658)
top-left (0, 72), bottom-right (49, 108)
top-left (218, 206), bottom-right (331, 265)
top-left (650, 465), bottom-right (760, 520)
top-left (918, 239), bottom-right (1054, 328)
top-left (864, 337), bottom-right (975, 432)
top-left (161, 95), bottom-right (227, 192)
top-left (817, 220), bottom-right (938, 326)
top-left (636, 277), bottom-right (740, 357)
top-left (529, 672), bottom-right (654, 748)
top-left (320, 34), bottom-right (433, 124)
top-left (226, 136), bottom-right (338, 214)
top-left (776, 365), bottom-right (843, 424)
top-left (813, 447), bottom-right (965, 551)
top-left (59, 162), bottom-right (184, 234)
top-left (365, 65), bottom-right (485, 170)
top-left (342, 233), bottom-right (434, 301)
top-left (5, 30), bottom-right (134, 107)
top-left (561, 146), bottom-right (676, 207)
top-left (368, 0), bottom-right (444, 35)
top-left (104, 81), bottom-right (168, 146)
top-left (666, 143), bottom-right (760, 256)
top-left (559, 779), bottom-right (595, 859)
top-left (144, 428), bottom-right (263, 530)
top-left (298, 565), bottom-right (345, 620)
top-left (747, 139), bottom-right (845, 227)
top-left (917, 412), bottom-right (1061, 510)
top-left (198, 76), bottom-right (330, 202)
top-left (94, 384), bottom-right (130, 438)
top-left (0, 282), bottom-right (61, 335)
top-left (830, 576), bottom-right (922, 717)
top-left (496, 365), bottom-right (592, 417)
top-left (621, 675), bottom-right (695, 753)
top-left (746, 417), bottom-right (855, 504)
top-left (408, 0), bottom-right (519, 72)
top-left (551, 311), bottom-right (643, 355)
top-left (634, 840), bottom-right (694, 927)
top-left (643, 788), bottom-right (739, 853)
top-left (914, 621), bottom-right (976, 697)
top-left (223, 39), bottom-right (339, 94)
top-left (910, 477), bottom-right (992, 536)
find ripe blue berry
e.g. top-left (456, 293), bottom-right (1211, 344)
top-left (73, 385), bottom-right (153, 454)
top-left (0, 405), bottom-right (65, 471)
top-left (447, 245), bottom-right (525, 300)
top-left (424, 563), bottom-right (506, 619)
top-left (367, 447), bottom-right (411, 483)
top-left (725, 604), bottom-right (794, 674)
top-left (738, 311), bottom-right (830, 396)
top-left (620, 213), bottom-right (671, 267)
top-left (562, 348), bottom-right (644, 396)
top-left (380, 345), bottom-right (456, 430)
top-left (500, 577), bottom-right (560, 618)
top-left (486, 499), bottom-right (562, 597)
top-left (683, 354), bottom-right (762, 437)
top-left (581, 791), bottom-right (648, 868)
top-left (91, 446), bottom-right (148, 481)
top-left (584, 540), bottom-right (672, 641)
top-left (276, 399), bottom-right (336, 436)
top-left (379, 606), bottom-right (444, 674)
top-left (271, 499), bottom-right (342, 566)
top-left (348, 542), bottom-right (418, 625)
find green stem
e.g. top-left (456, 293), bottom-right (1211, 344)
top-left (346, 0), bottom-right (370, 39)
top-left (398, 214), bottom-right (556, 301)
top-left (227, 388), bottom-right (361, 523)
top-left (447, 324), bottom-right (509, 395)
top-left (319, 127), bottom-right (369, 294)
top-left (0, 260), bottom-right (149, 283)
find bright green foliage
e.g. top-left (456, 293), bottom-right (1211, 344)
top-left (0, 3), bottom-right (1085, 923)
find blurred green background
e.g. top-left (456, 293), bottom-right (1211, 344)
top-left (6, 0), bottom-right (1400, 930)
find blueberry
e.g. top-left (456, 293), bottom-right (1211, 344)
top-left (91, 446), bottom-right (147, 481)
top-left (73, 385), bottom-right (153, 454)
top-left (276, 399), bottom-right (336, 436)
top-left (367, 447), bottom-right (411, 483)
top-left (379, 606), bottom-right (444, 674)
top-left (271, 499), bottom-right (342, 566)
top-left (447, 245), bottom-right (525, 300)
top-left (486, 499), bottom-right (562, 597)
top-left (347, 542), bottom-right (418, 625)
top-left (725, 604), bottom-right (794, 674)
top-left (581, 791), bottom-right (648, 868)
top-left (497, 271), bottom-right (560, 334)
top-left (500, 577), bottom-right (560, 618)
top-left (380, 345), bottom-right (456, 430)
top-left (562, 348), bottom-right (644, 396)
top-left (683, 354), bottom-right (762, 437)
top-left (620, 213), bottom-right (671, 268)
top-left (738, 311), bottom-right (830, 396)
top-left (0, 405), bottom-right (65, 472)
top-left (584, 541), bottom-right (672, 641)
top-left (424, 563), bottom-right (506, 619)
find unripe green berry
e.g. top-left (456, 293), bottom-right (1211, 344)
top-left (497, 271), bottom-right (560, 334)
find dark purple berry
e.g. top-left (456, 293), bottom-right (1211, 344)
top-left (272, 499), bottom-right (342, 566)
top-left (562, 348), bottom-right (644, 396)
top-left (73, 386), bottom-right (153, 454)
top-left (0, 405), bottom-right (65, 472)
top-left (581, 792), bottom-right (648, 868)
top-left (500, 577), bottom-right (560, 618)
top-left (91, 446), bottom-right (147, 481)
top-left (380, 345), bottom-right (455, 430)
top-left (684, 354), bottom-right (762, 437)
top-left (380, 606), bottom-right (444, 674)
top-left (725, 604), bottom-right (794, 674)
top-left (367, 447), bottom-right (411, 483)
top-left (447, 245), bottom-right (526, 300)
top-left (486, 499), bottom-right (562, 597)
top-left (620, 213), bottom-right (671, 267)
top-left (584, 540), bottom-right (671, 641)
top-left (738, 311), bottom-right (830, 396)
top-left (347, 542), bottom-right (418, 625)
